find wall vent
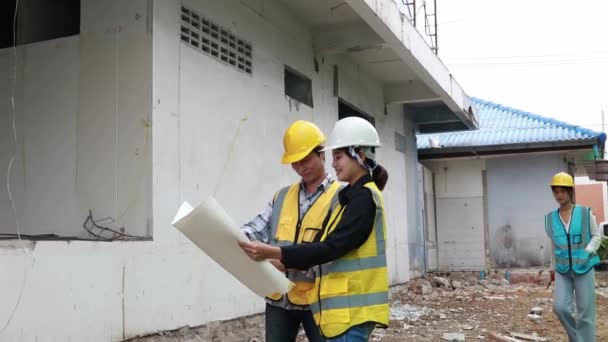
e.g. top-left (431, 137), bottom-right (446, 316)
top-left (180, 6), bottom-right (252, 75)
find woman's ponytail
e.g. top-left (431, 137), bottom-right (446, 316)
top-left (363, 158), bottom-right (388, 191)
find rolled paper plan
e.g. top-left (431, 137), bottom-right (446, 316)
top-left (172, 197), bottom-right (293, 297)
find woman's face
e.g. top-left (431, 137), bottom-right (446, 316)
top-left (332, 149), bottom-right (364, 183)
top-left (552, 186), bottom-right (572, 206)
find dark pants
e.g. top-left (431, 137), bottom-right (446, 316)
top-left (265, 303), bottom-right (325, 342)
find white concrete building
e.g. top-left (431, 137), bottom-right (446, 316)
top-left (0, 0), bottom-right (477, 340)
top-left (418, 99), bottom-right (606, 272)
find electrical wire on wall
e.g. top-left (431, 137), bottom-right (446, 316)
top-left (82, 210), bottom-right (148, 241)
top-left (213, 115), bottom-right (249, 198)
top-left (76, 26), bottom-right (150, 242)
top-left (1, 0), bottom-right (31, 337)
top-left (102, 23), bottom-right (150, 239)
top-left (115, 118), bottom-right (151, 224)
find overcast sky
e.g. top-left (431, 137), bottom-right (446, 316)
top-left (422, 0), bottom-right (608, 132)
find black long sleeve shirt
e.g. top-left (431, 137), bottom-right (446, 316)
top-left (281, 175), bottom-right (377, 270)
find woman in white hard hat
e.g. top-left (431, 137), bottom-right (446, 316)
top-left (545, 172), bottom-right (601, 341)
top-left (239, 117), bottom-right (389, 341)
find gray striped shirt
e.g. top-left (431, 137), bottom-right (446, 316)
top-left (240, 175), bottom-right (333, 310)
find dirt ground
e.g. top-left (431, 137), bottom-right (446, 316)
top-left (132, 270), bottom-right (608, 341)
top-left (374, 271), bottom-right (608, 341)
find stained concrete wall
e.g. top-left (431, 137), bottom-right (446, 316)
top-left (384, 107), bottom-right (414, 283)
top-left (406, 116), bottom-right (426, 277)
top-left (0, 0), bottom-right (151, 238)
top-left (0, 0), bottom-right (419, 340)
top-left (0, 1), bottom-right (155, 341)
top-left (425, 159), bottom-right (486, 271)
top-left (167, 0), bottom-right (413, 285)
top-left (486, 154), bottom-right (567, 269)
top-left (421, 164), bottom-right (438, 271)
top-left (423, 153), bottom-right (583, 271)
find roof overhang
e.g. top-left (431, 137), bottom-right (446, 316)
top-left (280, 0), bottom-right (478, 131)
top-left (584, 160), bottom-right (608, 181)
top-left (418, 139), bottom-right (598, 160)
top-left (407, 103), bottom-right (474, 133)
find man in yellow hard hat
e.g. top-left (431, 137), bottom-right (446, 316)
top-left (241, 120), bottom-right (341, 342)
top-left (545, 172), bottom-right (601, 341)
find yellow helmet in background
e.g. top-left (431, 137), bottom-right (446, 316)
top-left (281, 120), bottom-right (326, 164)
top-left (550, 172), bottom-right (574, 188)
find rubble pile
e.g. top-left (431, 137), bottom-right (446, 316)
top-left (378, 271), bottom-right (608, 341)
top-left (131, 271), bottom-right (608, 341)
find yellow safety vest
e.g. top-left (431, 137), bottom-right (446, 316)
top-left (309, 182), bottom-right (389, 338)
top-left (267, 181), bottom-right (341, 306)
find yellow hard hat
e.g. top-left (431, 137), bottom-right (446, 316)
top-left (281, 120), bottom-right (326, 164)
top-left (550, 172), bottom-right (574, 187)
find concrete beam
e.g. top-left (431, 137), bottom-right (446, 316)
top-left (397, 97), bottom-right (442, 105)
top-left (312, 22), bottom-right (385, 56)
top-left (409, 105), bottom-right (461, 124)
top-left (418, 122), bottom-right (467, 134)
top-left (345, 0), bottom-right (478, 130)
top-left (419, 141), bottom-right (596, 160)
top-left (384, 81), bottom-right (436, 104)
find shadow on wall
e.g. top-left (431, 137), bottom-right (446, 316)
top-left (492, 224), bottom-right (551, 268)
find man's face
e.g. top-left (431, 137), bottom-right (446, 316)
top-left (291, 151), bottom-right (325, 184)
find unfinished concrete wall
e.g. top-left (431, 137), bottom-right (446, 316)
top-left (403, 112), bottom-right (425, 278)
top-left (0, 0), bottom-right (151, 238)
top-left (382, 104), bottom-right (412, 283)
top-left (425, 159), bottom-right (486, 271)
top-left (151, 0), bottom-right (414, 336)
top-left (0, 0), bottom-right (419, 339)
top-left (486, 154), bottom-right (566, 269)
top-left (170, 0), bottom-right (413, 285)
top-left (0, 0), bottom-right (154, 341)
top-left (421, 164), bottom-right (438, 271)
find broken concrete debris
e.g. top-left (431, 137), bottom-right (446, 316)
top-left (389, 302), bottom-right (434, 322)
top-left (377, 270), bottom-right (582, 341)
top-left (434, 276), bottom-right (452, 288)
top-left (483, 295), bottom-right (506, 300)
top-left (489, 332), bottom-right (522, 341)
top-left (129, 271), bottom-right (607, 341)
top-left (487, 331), bottom-right (549, 342)
top-left (442, 332), bottom-right (466, 341)
top-left (508, 332), bottom-right (549, 341)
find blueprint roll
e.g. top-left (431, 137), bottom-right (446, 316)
top-left (172, 196), bottom-right (293, 298)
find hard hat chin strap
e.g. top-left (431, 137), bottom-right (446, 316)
top-left (348, 146), bottom-right (378, 176)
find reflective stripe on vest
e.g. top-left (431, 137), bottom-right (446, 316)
top-left (319, 200), bottom-right (387, 275)
top-left (545, 205), bottom-right (600, 275)
top-left (309, 182), bottom-right (389, 338)
top-left (266, 181), bottom-right (341, 305)
top-left (309, 292), bottom-right (389, 313)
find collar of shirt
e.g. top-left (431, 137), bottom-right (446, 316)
top-left (299, 174), bottom-right (333, 198)
top-left (339, 174), bottom-right (372, 205)
top-left (297, 174), bottom-right (334, 220)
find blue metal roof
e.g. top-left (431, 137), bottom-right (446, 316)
top-left (417, 98), bottom-right (606, 150)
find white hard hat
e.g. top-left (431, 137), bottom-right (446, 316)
top-left (323, 116), bottom-right (381, 151)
